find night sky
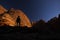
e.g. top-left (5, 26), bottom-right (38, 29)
top-left (0, 0), bottom-right (60, 22)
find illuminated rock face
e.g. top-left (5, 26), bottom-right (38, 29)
top-left (0, 5), bottom-right (7, 14)
top-left (0, 6), bottom-right (32, 27)
top-left (2, 13), bottom-right (16, 26)
top-left (9, 8), bottom-right (32, 27)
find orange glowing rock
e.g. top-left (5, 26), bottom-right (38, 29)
top-left (0, 5), bottom-right (32, 27)
top-left (0, 5), bottom-right (7, 14)
top-left (2, 13), bottom-right (16, 26)
top-left (9, 8), bottom-right (32, 27)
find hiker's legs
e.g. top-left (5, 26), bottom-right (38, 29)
top-left (18, 22), bottom-right (20, 26)
top-left (17, 22), bottom-right (18, 26)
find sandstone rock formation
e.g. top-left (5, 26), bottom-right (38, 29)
top-left (0, 5), bottom-right (32, 27)
top-left (0, 5), bottom-right (7, 14)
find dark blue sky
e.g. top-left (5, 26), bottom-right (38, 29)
top-left (0, 0), bottom-right (60, 22)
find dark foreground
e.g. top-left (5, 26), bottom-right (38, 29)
top-left (0, 32), bottom-right (60, 40)
top-left (0, 26), bottom-right (60, 40)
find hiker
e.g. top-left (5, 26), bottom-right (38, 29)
top-left (16, 16), bottom-right (21, 26)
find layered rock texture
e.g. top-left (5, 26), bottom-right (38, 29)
top-left (0, 5), bottom-right (31, 27)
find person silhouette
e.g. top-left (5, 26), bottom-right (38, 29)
top-left (16, 16), bottom-right (21, 26)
